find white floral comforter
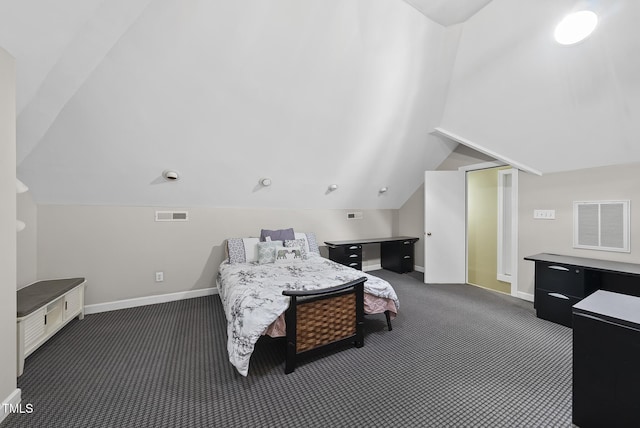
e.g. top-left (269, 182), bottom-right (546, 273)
top-left (217, 254), bottom-right (399, 376)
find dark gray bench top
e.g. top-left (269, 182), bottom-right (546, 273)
top-left (17, 278), bottom-right (86, 318)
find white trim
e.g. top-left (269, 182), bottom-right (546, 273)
top-left (414, 265), bottom-right (425, 273)
top-left (516, 291), bottom-right (534, 302)
top-left (458, 161), bottom-right (505, 172)
top-left (497, 273), bottom-right (512, 283)
top-left (433, 127), bottom-right (542, 176)
top-left (511, 170), bottom-right (520, 299)
top-left (84, 288), bottom-right (217, 315)
top-left (362, 264), bottom-right (382, 272)
top-left (1, 389), bottom-right (22, 424)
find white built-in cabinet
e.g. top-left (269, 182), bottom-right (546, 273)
top-left (17, 278), bottom-right (86, 376)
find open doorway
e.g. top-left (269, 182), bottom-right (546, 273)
top-left (467, 166), bottom-right (511, 294)
top-left (424, 163), bottom-right (519, 298)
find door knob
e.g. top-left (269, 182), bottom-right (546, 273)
top-left (426, 232), bottom-right (432, 236)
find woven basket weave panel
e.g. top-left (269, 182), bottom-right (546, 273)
top-left (296, 293), bottom-right (356, 353)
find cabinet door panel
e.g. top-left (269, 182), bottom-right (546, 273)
top-left (64, 288), bottom-right (82, 320)
top-left (24, 309), bottom-right (46, 353)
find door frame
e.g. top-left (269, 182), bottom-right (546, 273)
top-left (459, 162), bottom-right (520, 298)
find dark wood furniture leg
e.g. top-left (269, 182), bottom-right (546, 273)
top-left (384, 310), bottom-right (393, 331)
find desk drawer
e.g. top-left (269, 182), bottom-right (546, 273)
top-left (328, 245), bottom-right (362, 270)
top-left (535, 262), bottom-right (585, 297)
top-left (381, 240), bottom-right (415, 273)
top-left (535, 289), bottom-right (581, 327)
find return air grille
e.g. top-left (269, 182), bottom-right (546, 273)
top-left (155, 211), bottom-right (189, 222)
top-left (573, 201), bottom-right (629, 253)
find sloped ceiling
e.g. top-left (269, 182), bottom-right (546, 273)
top-left (3, 0), bottom-right (638, 209)
top-left (8, 0), bottom-right (472, 209)
top-left (440, 0), bottom-right (640, 173)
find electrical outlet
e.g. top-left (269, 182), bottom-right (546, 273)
top-left (155, 272), bottom-right (164, 282)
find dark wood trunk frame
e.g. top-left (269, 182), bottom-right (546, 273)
top-left (282, 277), bottom-right (366, 374)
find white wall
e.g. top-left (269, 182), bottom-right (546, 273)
top-left (398, 144), bottom-right (496, 271)
top-left (0, 46), bottom-right (18, 419)
top-left (37, 205), bottom-right (394, 306)
top-left (17, 191), bottom-right (37, 287)
top-left (518, 161), bottom-right (640, 295)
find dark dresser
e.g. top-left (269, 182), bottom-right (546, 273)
top-left (325, 236), bottom-right (419, 274)
top-left (525, 253), bottom-right (640, 327)
top-left (573, 290), bottom-right (640, 427)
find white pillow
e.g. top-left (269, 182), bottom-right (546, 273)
top-left (242, 238), bottom-right (260, 263)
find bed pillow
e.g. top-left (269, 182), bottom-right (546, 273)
top-left (227, 237), bottom-right (261, 263)
top-left (285, 239), bottom-right (308, 259)
top-left (227, 238), bottom-right (246, 264)
top-left (260, 228), bottom-right (295, 242)
top-left (294, 232), bottom-right (320, 255)
top-left (274, 246), bottom-right (303, 263)
top-left (257, 241), bottom-right (284, 264)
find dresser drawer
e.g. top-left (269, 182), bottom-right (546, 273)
top-left (535, 289), bottom-right (581, 327)
top-left (535, 262), bottom-right (585, 298)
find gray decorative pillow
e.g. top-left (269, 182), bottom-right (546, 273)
top-left (305, 232), bottom-right (320, 254)
top-left (260, 228), bottom-right (295, 242)
top-left (285, 239), bottom-right (308, 259)
top-left (227, 238), bottom-right (246, 264)
top-left (257, 241), bottom-right (284, 264)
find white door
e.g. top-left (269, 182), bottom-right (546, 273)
top-left (424, 171), bottom-right (466, 283)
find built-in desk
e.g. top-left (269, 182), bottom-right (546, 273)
top-left (325, 236), bottom-right (419, 273)
top-left (524, 253), bottom-right (640, 327)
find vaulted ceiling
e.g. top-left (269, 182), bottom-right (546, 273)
top-left (2, 0), bottom-right (639, 209)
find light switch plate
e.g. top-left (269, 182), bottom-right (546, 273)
top-left (533, 209), bottom-right (556, 220)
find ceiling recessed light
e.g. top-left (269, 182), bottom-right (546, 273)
top-left (554, 11), bottom-right (598, 45)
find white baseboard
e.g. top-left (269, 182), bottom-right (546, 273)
top-left (85, 287), bottom-right (218, 315)
top-left (516, 291), bottom-right (534, 302)
top-left (414, 265), bottom-right (425, 273)
top-left (362, 264), bottom-right (382, 272)
top-left (1, 388), bottom-right (22, 424)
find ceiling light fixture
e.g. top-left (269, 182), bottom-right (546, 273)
top-left (260, 178), bottom-right (272, 186)
top-left (554, 11), bottom-right (598, 45)
top-left (16, 178), bottom-right (29, 194)
top-left (379, 187), bottom-right (388, 194)
top-left (162, 170), bottom-right (180, 181)
top-left (328, 184), bottom-right (338, 192)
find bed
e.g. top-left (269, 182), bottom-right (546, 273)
top-left (217, 232), bottom-right (399, 376)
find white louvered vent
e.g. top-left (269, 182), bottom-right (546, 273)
top-left (155, 211), bottom-right (189, 222)
top-left (573, 201), bottom-right (629, 252)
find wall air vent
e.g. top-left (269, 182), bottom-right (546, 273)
top-left (347, 212), bottom-right (363, 220)
top-left (155, 211), bottom-right (189, 222)
top-left (573, 200), bottom-right (629, 252)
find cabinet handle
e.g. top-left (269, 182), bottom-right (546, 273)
top-left (404, 241), bottom-right (411, 245)
top-left (349, 263), bottom-right (358, 267)
top-left (548, 265), bottom-right (570, 272)
top-left (349, 254), bottom-right (358, 258)
top-left (44, 314), bottom-right (47, 325)
top-left (349, 246), bottom-right (359, 250)
top-left (65, 301), bottom-right (68, 310)
top-left (548, 292), bottom-right (569, 300)
top-left (403, 255), bottom-right (411, 259)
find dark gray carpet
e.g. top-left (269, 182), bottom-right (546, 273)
top-left (2, 271), bottom-right (573, 427)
